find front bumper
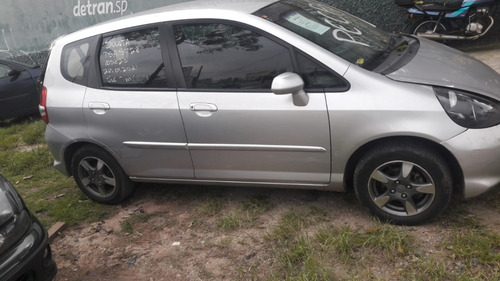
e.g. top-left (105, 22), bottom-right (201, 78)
top-left (441, 124), bottom-right (500, 198)
top-left (0, 216), bottom-right (57, 281)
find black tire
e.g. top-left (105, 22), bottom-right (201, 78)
top-left (353, 142), bottom-right (453, 225)
top-left (71, 145), bottom-right (134, 204)
top-left (409, 19), bottom-right (447, 36)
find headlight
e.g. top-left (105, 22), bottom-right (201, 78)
top-left (0, 175), bottom-right (30, 252)
top-left (434, 87), bottom-right (500, 129)
top-left (0, 176), bottom-right (24, 217)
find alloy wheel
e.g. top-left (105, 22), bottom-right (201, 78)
top-left (77, 156), bottom-right (117, 198)
top-left (367, 160), bottom-right (435, 217)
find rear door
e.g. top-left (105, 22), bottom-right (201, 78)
top-left (170, 21), bottom-right (336, 184)
top-left (83, 25), bottom-right (194, 180)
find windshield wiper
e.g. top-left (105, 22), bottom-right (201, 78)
top-left (363, 33), bottom-right (408, 70)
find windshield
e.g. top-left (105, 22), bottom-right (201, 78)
top-left (254, 0), bottom-right (392, 69)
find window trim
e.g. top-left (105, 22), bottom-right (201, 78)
top-left (89, 23), bottom-right (177, 91)
top-left (60, 36), bottom-right (97, 86)
top-left (294, 49), bottom-right (350, 93)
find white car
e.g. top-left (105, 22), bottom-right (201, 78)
top-left (40, 0), bottom-right (500, 225)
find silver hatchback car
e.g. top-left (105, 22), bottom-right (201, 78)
top-left (40, 0), bottom-right (500, 225)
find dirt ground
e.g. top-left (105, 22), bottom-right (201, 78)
top-left (51, 49), bottom-right (500, 281)
top-left (51, 182), bottom-right (500, 281)
top-left (52, 186), bottom-right (364, 281)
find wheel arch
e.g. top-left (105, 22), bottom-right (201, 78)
top-left (63, 141), bottom-right (119, 176)
top-left (343, 136), bottom-right (464, 200)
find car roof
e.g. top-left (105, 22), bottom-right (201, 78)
top-left (139, 0), bottom-right (276, 14)
top-left (98, 0), bottom-right (277, 23)
top-left (56, 0), bottom-right (278, 45)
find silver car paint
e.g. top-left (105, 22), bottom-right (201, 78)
top-left (441, 125), bottom-right (500, 198)
top-left (388, 38), bottom-right (500, 99)
top-left (177, 91), bottom-right (331, 184)
top-left (327, 65), bottom-right (468, 190)
top-left (44, 40), bottom-right (90, 174)
top-left (83, 88), bottom-right (195, 179)
top-left (43, 0), bottom-right (500, 199)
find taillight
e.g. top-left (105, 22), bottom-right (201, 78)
top-left (39, 86), bottom-right (49, 124)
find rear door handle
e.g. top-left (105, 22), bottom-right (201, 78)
top-left (190, 103), bottom-right (218, 112)
top-left (190, 103), bottom-right (218, 117)
top-left (88, 102), bottom-right (111, 115)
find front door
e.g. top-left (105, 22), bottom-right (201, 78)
top-left (173, 22), bottom-right (332, 184)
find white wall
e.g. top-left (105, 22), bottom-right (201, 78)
top-left (0, 0), bottom-right (188, 59)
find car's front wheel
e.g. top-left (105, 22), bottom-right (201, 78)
top-left (353, 142), bottom-right (453, 225)
top-left (71, 145), bottom-right (134, 204)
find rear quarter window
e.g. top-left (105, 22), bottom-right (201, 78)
top-left (61, 37), bottom-right (94, 86)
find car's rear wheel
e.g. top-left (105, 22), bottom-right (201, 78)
top-left (71, 146), bottom-right (134, 204)
top-left (410, 19), bottom-right (447, 37)
top-left (353, 142), bottom-right (453, 225)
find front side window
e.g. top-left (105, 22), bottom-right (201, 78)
top-left (99, 27), bottom-right (167, 88)
top-left (174, 23), bottom-right (293, 90)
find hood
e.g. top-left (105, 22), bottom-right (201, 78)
top-left (387, 38), bottom-right (500, 100)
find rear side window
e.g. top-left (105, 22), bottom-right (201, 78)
top-left (99, 27), bottom-right (168, 88)
top-left (61, 38), bottom-right (92, 86)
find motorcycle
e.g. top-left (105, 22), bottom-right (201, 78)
top-left (395, 0), bottom-right (500, 40)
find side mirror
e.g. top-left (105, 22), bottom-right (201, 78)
top-left (271, 72), bottom-right (309, 106)
top-left (7, 69), bottom-right (21, 78)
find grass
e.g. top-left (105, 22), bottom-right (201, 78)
top-left (402, 259), bottom-right (454, 281)
top-left (216, 196), bottom-right (273, 231)
top-left (448, 228), bottom-right (500, 265)
top-left (266, 208), bottom-right (340, 280)
top-left (21, 120), bottom-right (46, 145)
top-left (265, 207), bottom-right (500, 280)
top-left (198, 198), bottom-right (223, 216)
top-left (121, 220), bottom-right (134, 234)
top-left (401, 227), bottom-right (500, 281)
top-left (119, 210), bottom-right (158, 234)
